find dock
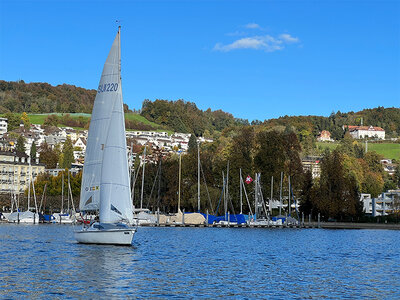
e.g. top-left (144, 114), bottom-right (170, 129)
top-left (140, 222), bottom-right (400, 230)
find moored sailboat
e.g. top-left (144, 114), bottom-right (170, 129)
top-left (74, 26), bottom-right (136, 245)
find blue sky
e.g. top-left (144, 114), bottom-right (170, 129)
top-left (0, 0), bottom-right (399, 121)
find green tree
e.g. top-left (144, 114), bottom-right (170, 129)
top-left (4, 112), bottom-right (21, 131)
top-left (299, 170), bottom-right (314, 216)
top-left (30, 141), bottom-right (37, 160)
top-left (188, 134), bottom-right (197, 154)
top-left (59, 137), bottom-right (74, 169)
top-left (16, 135), bottom-right (26, 153)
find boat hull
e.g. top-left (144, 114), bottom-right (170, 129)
top-left (74, 223), bottom-right (136, 245)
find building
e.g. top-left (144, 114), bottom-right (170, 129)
top-left (0, 118), bottom-right (7, 136)
top-left (361, 191), bottom-right (400, 216)
top-left (301, 156), bottom-right (322, 178)
top-left (317, 130), bottom-right (334, 142)
top-left (0, 151), bottom-right (45, 195)
top-left (344, 125), bottom-right (385, 140)
top-left (381, 159), bottom-right (396, 176)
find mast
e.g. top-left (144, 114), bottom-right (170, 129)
top-left (197, 142), bottom-right (200, 212)
top-left (61, 171), bottom-right (64, 213)
top-left (178, 151), bottom-right (182, 213)
top-left (226, 161), bottom-right (229, 219)
top-left (140, 146), bottom-right (146, 209)
top-left (67, 170), bottom-right (70, 212)
top-left (27, 162), bottom-right (31, 211)
top-left (270, 176), bottom-right (273, 214)
top-left (222, 171), bottom-right (226, 219)
top-left (239, 168), bottom-right (242, 214)
top-left (254, 172), bottom-right (257, 220)
top-left (279, 172), bottom-right (283, 215)
top-left (288, 175), bottom-right (291, 216)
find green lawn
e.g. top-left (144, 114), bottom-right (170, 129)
top-left (317, 141), bottom-right (400, 160)
top-left (28, 113), bottom-right (90, 125)
top-left (25, 113), bottom-right (171, 133)
top-left (368, 143), bottom-right (400, 160)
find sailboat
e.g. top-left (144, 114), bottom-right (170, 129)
top-left (7, 161), bottom-right (40, 224)
top-left (74, 26), bottom-right (136, 245)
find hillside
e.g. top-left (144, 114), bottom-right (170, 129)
top-left (0, 80), bottom-right (399, 138)
top-left (262, 107), bottom-right (400, 140)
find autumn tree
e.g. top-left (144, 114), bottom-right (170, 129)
top-left (39, 142), bottom-right (59, 168)
top-left (21, 112), bottom-right (30, 129)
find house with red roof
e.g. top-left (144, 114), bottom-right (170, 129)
top-left (343, 125), bottom-right (385, 140)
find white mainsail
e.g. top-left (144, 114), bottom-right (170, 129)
top-left (100, 27), bottom-right (132, 224)
top-left (80, 28), bottom-right (129, 216)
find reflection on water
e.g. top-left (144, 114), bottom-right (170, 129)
top-left (0, 224), bottom-right (399, 298)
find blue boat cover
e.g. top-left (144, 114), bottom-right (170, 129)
top-left (200, 213), bottom-right (247, 224)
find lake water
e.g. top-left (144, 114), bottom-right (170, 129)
top-left (0, 224), bottom-right (399, 299)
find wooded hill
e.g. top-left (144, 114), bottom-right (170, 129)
top-left (0, 80), bottom-right (399, 138)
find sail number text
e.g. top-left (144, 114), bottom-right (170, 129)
top-left (98, 83), bottom-right (118, 93)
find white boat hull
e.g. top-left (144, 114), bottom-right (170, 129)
top-left (74, 223), bottom-right (136, 245)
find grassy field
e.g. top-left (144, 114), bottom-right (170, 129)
top-left (25, 113), bottom-right (171, 133)
top-left (28, 113), bottom-right (90, 125)
top-left (368, 143), bottom-right (400, 160)
top-left (317, 141), bottom-right (400, 160)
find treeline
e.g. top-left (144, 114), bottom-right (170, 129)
top-left (22, 127), bottom-right (400, 218)
top-left (263, 107), bottom-right (400, 140)
top-left (300, 134), bottom-right (399, 221)
top-left (0, 80), bottom-right (97, 113)
top-left (141, 99), bottom-right (249, 135)
top-left (133, 128), bottom-right (399, 220)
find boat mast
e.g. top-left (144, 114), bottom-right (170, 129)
top-left (254, 172), bottom-right (257, 220)
top-left (239, 168), bottom-right (242, 215)
top-left (27, 162), bottom-right (31, 211)
top-left (288, 175), bottom-right (291, 216)
top-left (279, 172), bottom-right (283, 216)
top-left (178, 151), bottom-right (182, 213)
top-left (226, 161), bottom-right (229, 219)
top-left (140, 146), bottom-right (146, 209)
top-left (270, 176), bottom-right (273, 214)
top-left (67, 170), bottom-right (70, 213)
top-left (197, 141), bottom-right (200, 213)
top-left (61, 171), bottom-right (64, 213)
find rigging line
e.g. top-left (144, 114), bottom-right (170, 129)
top-left (146, 163), bottom-right (160, 209)
top-left (258, 176), bottom-right (269, 219)
top-left (215, 176), bottom-right (226, 216)
top-left (241, 175), bottom-right (253, 216)
top-left (156, 158), bottom-right (163, 208)
top-left (200, 160), bottom-right (214, 215)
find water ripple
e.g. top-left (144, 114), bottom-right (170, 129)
top-left (0, 225), bottom-right (400, 298)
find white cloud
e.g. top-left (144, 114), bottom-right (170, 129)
top-left (279, 33), bottom-right (299, 43)
top-left (214, 33), bottom-right (300, 52)
top-left (244, 23), bottom-right (260, 29)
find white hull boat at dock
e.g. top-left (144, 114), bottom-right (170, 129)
top-left (7, 211), bottom-right (40, 224)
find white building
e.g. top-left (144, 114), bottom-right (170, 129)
top-left (361, 191), bottom-right (400, 216)
top-left (0, 118), bottom-right (8, 136)
top-left (344, 125), bottom-right (385, 140)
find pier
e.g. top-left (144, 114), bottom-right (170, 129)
top-left (139, 221), bottom-right (400, 230)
